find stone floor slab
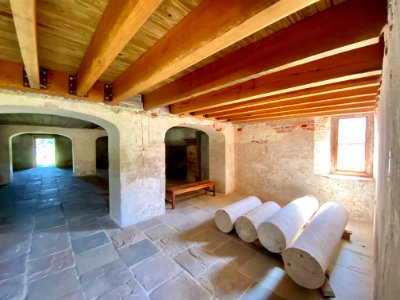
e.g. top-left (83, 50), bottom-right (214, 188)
top-left (150, 273), bottom-right (211, 300)
top-left (118, 239), bottom-right (159, 267)
top-left (144, 223), bottom-right (177, 241)
top-left (0, 275), bottom-right (25, 300)
top-left (28, 249), bottom-right (75, 282)
top-left (30, 225), bottom-right (70, 260)
top-left (96, 279), bottom-right (148, 300)
top-left (0, 239), bottom-right (30, 263)
top-left (0, 254), bottom-right (27, 281)
top-left (199, 263), bottom-right (253, 300)
top-left (26, 267), bottom-right (80, 300)
top-left (75, 243), bottom-right (119, 275)
top-left (130, 253), bottom-right (180, 292)
top-left (135, 217), bottom-right (162, 231)
top-left (71, 231), bottom-right (110, 255)
top-left (80, 259), bottom-right (134, 299)
top-left (110, 225), bottom-right (145, 248)
top-left (174, 245), bottom-right (219, 278)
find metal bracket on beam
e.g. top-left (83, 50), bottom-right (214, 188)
top-left (104, 84), bottom-right (113, 102)
top-left (40, 68), bottom-right (48, 89)
top-left (22, 68), bottom-right (29, 87)
top-left (69, 75), bottom-right (77, 95)
top-left (22, 67), bottom-right (48, 89)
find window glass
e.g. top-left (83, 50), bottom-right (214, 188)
top-left (336, 117), bottom-right (366, 172)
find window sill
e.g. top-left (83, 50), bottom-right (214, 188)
top-left (316, 173), bottom-right (375, 181)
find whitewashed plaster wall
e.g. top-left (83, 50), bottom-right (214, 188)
top-left (234, 119), bottom-right (375, 221)
top-left (0, 90), bottom-right (234, 227)
top-left (374, 0), bottom-right (400, 297)
top-left (0, 125), bottom-right (107, 181)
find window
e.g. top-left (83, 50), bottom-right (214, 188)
top-left (331, 115), bottom-right (373, 177)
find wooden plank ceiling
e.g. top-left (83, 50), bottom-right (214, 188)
top-left (0, 0), bottom-right (386, 124)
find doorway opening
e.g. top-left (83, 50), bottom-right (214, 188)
top-left (35, 138), bottom-right (56, 167)
top-left (165, 127), bottom-right (209, 186)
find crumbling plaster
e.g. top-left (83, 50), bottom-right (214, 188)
top-left (234, 119), bottom-right (375, 221)
top-left (0, 90), bottom-right (234, 227)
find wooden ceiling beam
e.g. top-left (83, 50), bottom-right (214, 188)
top-left (216, 95), bottom-right (376, 119)
top-left (10, 0), bottom-right (40, 89)
top-left (194, 77), bottom-right (381, 116)
top-left (110, 0), bottom-right (319, 104)
top-left (144, 0), bottom-right (386, 110)
top-left (231, 107), bottom-right (376, 124)
top-left (171, 43), bottom-right (384, 114)
top-left (208, 89), bottom-right (378, 118)
top-left (76, 0), bottom-right (163, 96)
top-left (0, 60), bottom-right (104, 102)
top-left (227, 101), bottom-right (376, 121)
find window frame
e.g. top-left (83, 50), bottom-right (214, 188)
top-left (330, 114), bottom-right (373, 177)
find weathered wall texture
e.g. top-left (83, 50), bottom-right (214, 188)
top-left (11, 134), bottom-right (73, 170)
top-left (55, 135), bottom-right (73, 168)
top-left (0, 90), bottom-right (234, 227)
top-left (374, 0), bottom-right (400, 298)
top-left (12, 134), bottom-right (34, 170)
top-left (235, 118), bottom-right (375, 221)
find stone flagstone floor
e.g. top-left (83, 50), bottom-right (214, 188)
top-left (0, 167), bottom-right (373, 300)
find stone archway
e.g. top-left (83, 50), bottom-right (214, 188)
top-left (163, 123), bottom-right (234, 194)
top-left (0, 98), bottom-right (123, 224)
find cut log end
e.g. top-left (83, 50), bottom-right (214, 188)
top-left (235, 216), bottom-right (257, 243)
top-left (258, 222), bottom-right (286, 253)
top-left (215, 209), bottom-right (233, 233)
top-left (282, 247), bottom-right (325, 289)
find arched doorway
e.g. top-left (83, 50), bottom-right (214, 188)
top-left (165, 126), bottom-right (209, 185)
top-left (12, 133), bottom-right (73, 171)
top-left (96, 136), bottom-right (109, 180)
top-left (0, 107), bottom-right (121, 224)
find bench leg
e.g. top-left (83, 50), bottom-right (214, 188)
top-left (172, 193), bottom-right (176, 209)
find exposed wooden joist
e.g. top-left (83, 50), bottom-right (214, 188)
top-left (0, 60), bottom-right (104, 102)
top-left (76, 0), bottom-right (163, 96)
top-left (194, 76), bottom-right (381, 116)
top-left (218, 96), bottom-right (376, 119)
top-left (209, 90), bottom-right (378, 119)
top-left (9, 0), bottom-right (40, 89)
top-left (171, 43), bottom-right (384, 114)
top-left (110, 0), bottom-right (319, 104)
top-left (227, 101), bottom-right (376, 121)
top-left (144, 0), bottom-right (386, 110)
top-left (230, 106), bottom-right (376, 124)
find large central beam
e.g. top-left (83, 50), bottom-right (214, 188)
top-left (110, 0), bottom-right (319, 104)
top-left (170, 43), bottom-right (384, 114)
top-left (10, 0), bottom-right (40, 89)
top-left (76, 0), bottom-right (163, 96)
top-left (144, 0), bottom-right (387, 110)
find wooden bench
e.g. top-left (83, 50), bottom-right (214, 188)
top-left (166, 180), bottom-right (216, 209)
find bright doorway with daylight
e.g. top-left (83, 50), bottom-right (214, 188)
top-left (35, 138), bottom-right (56, 167)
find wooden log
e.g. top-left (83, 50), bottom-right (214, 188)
top-left (257, 196), bottom-right (319, 253)
top-left (235, 201), bottom-right (281, 243)
top-left (282, 202), bottom-right (349, 289)
top-left (215, 196), bottom-right (262, 233)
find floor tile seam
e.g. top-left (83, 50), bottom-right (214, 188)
top-left (172, 249), bottom-right (219, 283)
top-left (72, 238), bottom-right (112, 256)
top-left (123, 244), bottom-right (161, 269)
top-left (24, 212), bottom-right (37, 300)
